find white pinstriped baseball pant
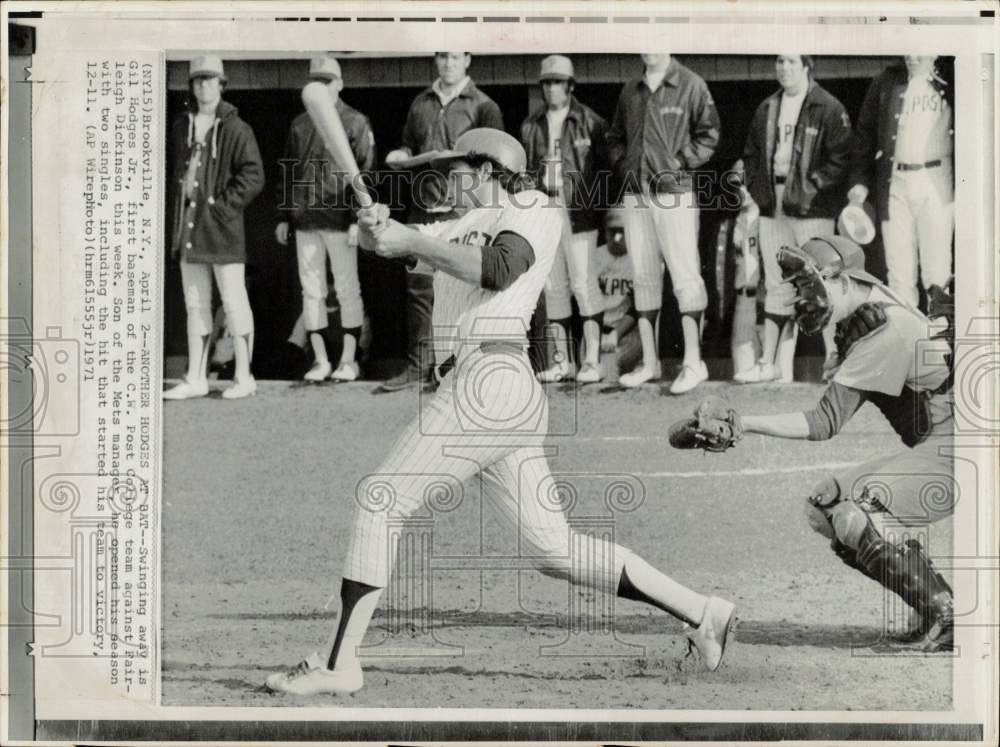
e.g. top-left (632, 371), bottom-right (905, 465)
top-left (296, 229), bottom-right (364, 331)
top-left (344, 346), bottom-right (633, 591)
top-left (543, 212), bottom-right (603, 320)
top-left (757, 188), bottom-right (835, 315)
top-left (619, 191), bottom-right (707, 313)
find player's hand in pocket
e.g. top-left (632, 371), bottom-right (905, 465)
top-left (275, 221), bottom-right (290, 246)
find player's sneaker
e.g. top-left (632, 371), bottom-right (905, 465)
top-left (537, 362), bottom-right (575, 383)
top-left (265, 651), bottom-right (364, 695)
top-left (163, 377), bottom-right (209, 400)
top-left (733, 361), bottom-right (777, 384)
top-left (304, 360), bottom-right (333, 382)
top-left (331, 361), bottom-right (360, 382)
top-left (669, 361), bottom-right (709, 395)
top-left (222, 376), bottom-right (257, 400)
top-left (379, 365), bottom-right (422, 392)
top-left (576, 362), bottom-right (603, 384)
top-left (685, 596), bottom-right (737, 672)
top-left (618, 361), bottom-right (661, 388)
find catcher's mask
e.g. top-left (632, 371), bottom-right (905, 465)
top-left (778, 236), bottom-right (879, 335)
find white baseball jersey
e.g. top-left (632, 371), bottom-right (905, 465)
top-left (417, 189), bottom-right (562, 365)
top-left (895, 75), bottom-right (953, 164)
top-left (772, 89), bottom-right (807, 178)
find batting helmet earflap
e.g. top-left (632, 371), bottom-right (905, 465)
top-left (430, 128), bottom-right (527, 174)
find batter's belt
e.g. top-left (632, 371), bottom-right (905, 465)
top-left (435, 340), bottom-right (526, 382)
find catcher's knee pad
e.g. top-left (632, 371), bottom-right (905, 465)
top-left (803, 500), bottom-right (835, 540)
top-left (829, 501), bottom-right (872, 550)
top-left (808, 474), bottom-right (842, 508)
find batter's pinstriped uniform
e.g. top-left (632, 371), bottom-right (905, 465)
top-left (344, 190), bottom-right (638, 591)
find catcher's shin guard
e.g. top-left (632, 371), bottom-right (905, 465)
top-left (856, 530), bottom-right (954, 649)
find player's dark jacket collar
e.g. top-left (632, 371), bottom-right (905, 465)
top-left (525, 95), bottom-right (586, 124)
top-left (418, 79), bottom-right (484, 101)
top-left (640, 58), bottom-right (682, 91)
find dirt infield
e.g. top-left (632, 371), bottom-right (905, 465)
top-left (162, 380), bottom-right (952, 709)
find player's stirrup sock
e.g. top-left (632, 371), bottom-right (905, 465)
top-left (324, 578), bottom-right (383, 672)
top-left (309, 331), bottom-right (330, 365)
top-left (341, 327), bottom-right (362, 364)
top-left (185, 334), bottom-right (210, 382)
top-left (636, 310), bottom-right (659, 367)
top-left (616, 555), bottom-right (707, 627)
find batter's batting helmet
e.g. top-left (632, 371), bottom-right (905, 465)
top-left (431, 128), bottom-right (527, 174)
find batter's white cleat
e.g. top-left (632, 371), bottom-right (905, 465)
top-left (304, 360), bottom-right (333, 382)
top-left (576, 362), bottom-right (603, 384)
top-left (331, 361), bottom-right (360, 382)
top-left (163, 377), bottom-right (209, 400)
top-left (222, 376), bottom-right (257, 400)
top-left (618, 362), bottom-right (661, 388)
top-left (537, 362), bottom-right (575, 383)
top-left (265, 652), bottom-right (364, 695)
top-left (669, 361), bottom-right (709, 395)
top-left (685, 596), bottom-right (737, 672)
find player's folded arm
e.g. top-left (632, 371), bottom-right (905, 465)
top-left (803, 381), bottom-right (867, 441)
top-left (481, 230), bottom-right (535, 291)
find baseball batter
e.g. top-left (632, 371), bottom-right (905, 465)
top-left (850, 56), bottom-right (954, 307)
top-left (266, 129), bottom-right (736, 695)
top-left (673, 236), bottom-right (954, 651)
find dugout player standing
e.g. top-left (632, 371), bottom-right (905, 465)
top-left (521, 55), bottom-right (609, 384)
top-left (739, 55), bottom-right (852, 383)
top-left (606, 55), bottom-right (720, 392)
top-left (850, 56), bottom-right (954, 307)
top-left (275, 55), bottom-right (374, 382)
top-left (164, 55), bottom-right (264, 400)
top-left (382, 52), bottom-right (504, 391)
top-left (740, 236), bottom-right (954, 650)
top-left (265, 129), bottom-right (736, 695)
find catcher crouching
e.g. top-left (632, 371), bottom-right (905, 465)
top-left (671, 235), bottom-right (955, 651)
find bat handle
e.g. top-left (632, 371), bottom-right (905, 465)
top-left (351, 175), bottom-right (374, 209)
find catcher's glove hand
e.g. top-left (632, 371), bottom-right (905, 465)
top-left (668, 396), bottom-right (743, 453)
top-left (835, 301), bottom-right (888, 359)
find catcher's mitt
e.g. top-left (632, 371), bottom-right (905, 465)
top-left (834, 301), bottom-right (889, 359)
top-left (668, 396), bottom-right (743, 453)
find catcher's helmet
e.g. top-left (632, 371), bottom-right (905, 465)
top-left (431, 128), bottom-right (527, 174)
top-left (778, 236), bottom-right (881, 335)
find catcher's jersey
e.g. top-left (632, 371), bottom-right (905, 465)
top-left (834, 285), bottom-right (952, 440)
top-left (417, 190), bottom-right (561, 364)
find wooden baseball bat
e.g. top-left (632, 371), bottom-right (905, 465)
top-left (301, 81), bottom-right (374, 209)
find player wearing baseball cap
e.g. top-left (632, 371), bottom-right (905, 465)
top-left (275, 55), bottom-right (375, 382)
top-left (740, 55), bottom-right (853, 384)
top-left (520, 55), bottom-right (610, 384)
top-left (850, 56), bottom-right (954, 308)
top-left (164, 54), bottom-right (264, 400)
top-left (676, 236), bottom-right (955, 650)
top-left (265, 128), bottom-right (736, 695)
top-left (607, 55), bottom-right (720, 393)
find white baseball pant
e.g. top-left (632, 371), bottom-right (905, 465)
top-left (620, 191), bottom-right (707, 313)
top-left (882, 161), bottom-right (954, 307)
top-left (344, 346), bottom-right (633, 592)
top-left (179, 260), bottom-right (253, 337)
top-left (543, 219), bottom-right (602, 320)
top-left (757, 186), bottom-right (835, 316)
top-left (296, 229), bottom-right (364, 331)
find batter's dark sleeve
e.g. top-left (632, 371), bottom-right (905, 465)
top-left (804, 381), bottom-right (867, 441)
top-left (849, 76), bottom-right (881, 191)
top-left (810, 101), bottom-right (853, 191)
top-left (480, 230), bottom-right (535, 291)
top-left (678, 80), bottom-right (721, 170)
